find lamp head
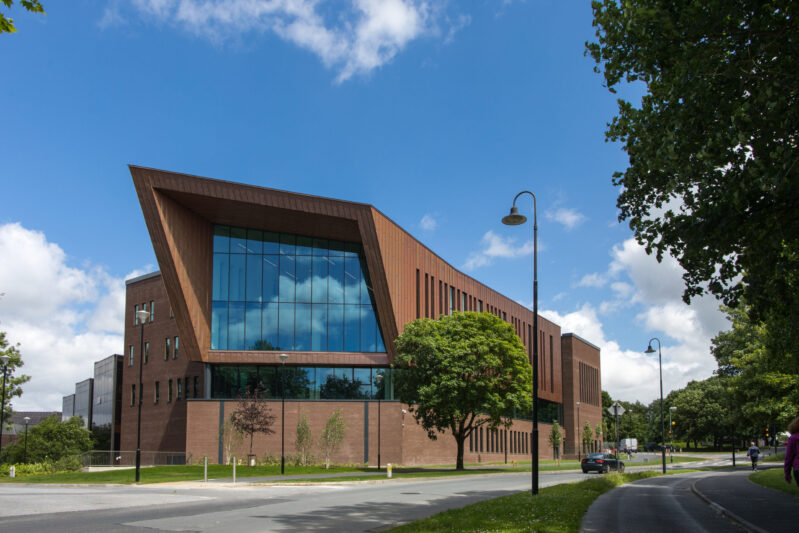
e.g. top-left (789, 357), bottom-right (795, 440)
top-left (375, 373), bottom-right (383, 382)
top-left (670, 406), bottom-right (677, 412)
top-left (136, 309), bottom-right (151, 323)
top-left (501, 206), bottom-right (527, 226)
top-left (576, 401), bottom-right (580, 406)
top-left (0, 355), bottom-right (10, 366)
top-left (644, 344), bottom-right (656, 354)
top-left (279, 353), bottom-right (288, 364)
top-left (24, 416), bottom-right (30, 422)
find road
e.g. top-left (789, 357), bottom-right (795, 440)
top-left (0, 471), bottom-right (588, 533)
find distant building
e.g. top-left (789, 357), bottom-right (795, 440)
top-left (0, 411), bottom-right (60, 447)
top-left (119, 167), bottom-right (603, 465)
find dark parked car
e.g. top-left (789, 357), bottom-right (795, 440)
top-left (644, 442), bottom-right (657, 452)
top-left (581, 452), bottom-right (625, 474)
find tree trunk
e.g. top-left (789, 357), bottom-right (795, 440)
top-left (455, 434), bottom-right (465, 470)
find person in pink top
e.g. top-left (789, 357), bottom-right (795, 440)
top-left (784, 416), bottom-right (799, 486)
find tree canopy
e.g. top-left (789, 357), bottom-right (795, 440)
top-left (1, 1), bottom-right (45, 34)
top-left (0, 328), bottom-right (31, 425)
top-left (587, 0), bottom-right (799, 329)
top-left (1, 415), bottom-right (93, 464)
top-left (394, 312), bottom-right (532, 470)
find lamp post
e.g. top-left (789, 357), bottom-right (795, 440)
top-left (644, 338), bottom-right (667, 474)
top-left (0, 355), bottom-right (12, 462)
top-left (669, 406), bottom-right (677, 463)
top-left (134, 308), bottom-right (150, 483)
top-left (375, 373), bottom-right (384, 470)
top-left (502, 190), bottom-right (539, 495)
top-left (23, 416), bottom-right (30, 463)
top-left (576, 401), bottom-right (581, 461)
top-left (280, 353), bottom-right (288, 475)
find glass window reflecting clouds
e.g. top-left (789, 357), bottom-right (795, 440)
top-left (211, 225), bottom-right (386, 353)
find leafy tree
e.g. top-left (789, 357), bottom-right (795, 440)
top-left (548, 420), bottom-right (563, 463)
top-left (319, 408), bottom-right (346, 469)
top-left (219, 414), bottom-right (244, 465)
top-left (671, 377), bottom-right (730, 449)
top-left (1, 0), bottom-right (45, 34)
top-left (595, 423), bottom-right (603, 452)
top-left (295, 412), bottom-right (313, 466)
top-left (712, 303), bottom-right (798, 438)
top-left (581, 421), bottom-right (594, 455)
top-left (230, 388), bottom-right (276, 459)
top-left (587, 0), bottom-right (799, 331)
top-left (394, 312), bottom-right (532, 470)
top-left (0, 329), bottom-right (31, 425)
top-left (19, 415), bottom-right (91, 462)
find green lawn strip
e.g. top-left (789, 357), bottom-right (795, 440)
top-left (386, 471), bottom-right (671, 533)
top-left (264, 468), bottom-right (533, 484)
top-left (762, 453), bottom-right (784, 463)
top-left (749, 467), bottom-right (799, 497)
top-left (0, 464), bottom-right (371, 484)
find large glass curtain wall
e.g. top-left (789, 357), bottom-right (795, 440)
top-left (211, 365), bottom-right (395, 401)
top-left (211, 226), bottom-right (386, 352)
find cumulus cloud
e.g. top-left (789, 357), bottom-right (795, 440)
top-left (543, 237), bottom-right (729, 403)
top-left (0, 223), bottom-right (148, 412)
top-left (111, 0), bottom-right (461, 82)
top-left (463, 230), bottom-right (533, 270)
top-left (419, 213), bottom-right (437, 232)
top-left (544, 207), bottom-right (585, 230)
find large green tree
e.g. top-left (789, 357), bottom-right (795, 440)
top-left (0, 329), bottom-right (30, 425)
top-left (1, 1), bottom-right (45, 34)
top-left (394, 312), bottom-right (532, 470)
top-left (671, 377), bottom-right (730, 449)
top-left (587, 1), bottom-right (799, 329)
top-left (7, 415), bottom-right (93, 463)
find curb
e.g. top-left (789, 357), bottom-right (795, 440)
top-left (690, 478), bottom-right (769, 533)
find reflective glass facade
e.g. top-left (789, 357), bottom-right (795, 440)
top-left (211, 365), bottom-right (394, 400)
top-left (211, 226), bottom-right (386, 353)
top-left (74, 378), bottom-right (94, 429)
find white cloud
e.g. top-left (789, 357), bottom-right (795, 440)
top-left (463, 230), bottom-right (533, 270)
top-left (544, 207), bottom-right (585, 230)
top-left (112, 0), bottom-right (458, 82)
top-left (0, 223), bottom-right (146, 412)
top-left (576, 272), bottom-right (606, 288)
top-left (419, 213), bottom-right (437, 232)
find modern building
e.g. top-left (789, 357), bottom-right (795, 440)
top-left (121, 166), bottom-right (602, 465)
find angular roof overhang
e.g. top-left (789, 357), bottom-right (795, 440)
top-left (130, 165), bottom-right (398, 364)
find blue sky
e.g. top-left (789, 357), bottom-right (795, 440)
top-left (1, 1), bottom-right (730, 412)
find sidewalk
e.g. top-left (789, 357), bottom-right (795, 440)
top-left (691, 465), bottom-right (796, 533)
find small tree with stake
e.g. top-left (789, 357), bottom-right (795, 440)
top-left (230, 387), bottom-right (276, 463)
top-left (319, 409), bottom-right (346, 469)
top-left (548, 420), bottom-right (564, 465)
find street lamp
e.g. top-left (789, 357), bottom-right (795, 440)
top-left (23, 416), bottom-right (30, 463)
top-left (502, 190), bottom-right (539, 495)
top-left (134, 308), bottom-right (150, 483)
top-left (375, 373), bottom-right (384, 470)
top-left (0, 354), bottom-right (12, 461)
top-left (644, 338), bottom-right (667, 474)
top-left (669, 406), bottom-right (677, 463)
top-left (576, 401), bottom-right (581, 461)
top-left (280, 353), bottom-right (288, 475)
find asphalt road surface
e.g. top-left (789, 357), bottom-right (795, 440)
top-left (0, 471), bottom-right (589, 533)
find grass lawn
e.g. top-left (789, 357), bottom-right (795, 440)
top-left (386, 471), bottom-right (669, 532)
top-left (750, 467), bottom-right (799, 497)
top-left (0, 464), bottom-right (371, 484)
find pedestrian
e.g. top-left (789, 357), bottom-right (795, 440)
top-left (784, 416), bottom-right (799, 486)
top-left (747, 441), bottom-right (760, 471)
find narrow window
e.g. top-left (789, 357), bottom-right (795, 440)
top-left (550, 335), bottom-right (554, 393)
top-left (154, 381), bottom-right (160, 404)
top-left (144, 342), bottom-right (150, 364)
top-left (469, 431), bottom-right (473, 452)
top-left (174, 337), bottom-right (179, 359)
top-left (415, 269), bottom-right (420, 319)
top-left (478, 299), bottom-right (483, 312)
top-left (194, 376), bottom-right (200, 398)
top-left (170, 305), bottom-right (174, 319)
top-left (430, 276), bottom-right (435, 319)
top-left (129, 345), bottom-right (134, 367)
top-left (424, 273), bottom-right (429, 318)
top-left (149, 300), bottom-right (154, 322)
top-left (502, 311), bottom-right (506, 322)
top-left (165, 337), bottom-right (171, 360)
top-left (456, 289), bottom-right (461, 311)
top-left (168, 379), bottom-right (173, 403)
top-left (131, 384), bottom-right (135, 406)
top-left (439, 280), bottom-right (443, 315)
top-left (177, 379), bottom-right (182, 400)
top-left (134, 304), bottom-right (139, 325)
top-left (449, 286), bottom-right (455, 315)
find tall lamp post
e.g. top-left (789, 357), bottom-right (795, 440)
top-left (280, 353), bottom-right (288, 475)
top-left (0, 355), bottom-right (12, 462)
top-left (669, 406), bottom-right (677, 463)
top-left (576, 401), bottom-right (581, 461)
top-left (134, 308), bottom-right (151, 483)
top-left (23, 416), bottom-right (30, 463)
top-left (644, 338), bottom-right (667, 474)
top-left (375, 373), bottom-right (383, 470)
top-left (502, 190), bottom-right (539, 495)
